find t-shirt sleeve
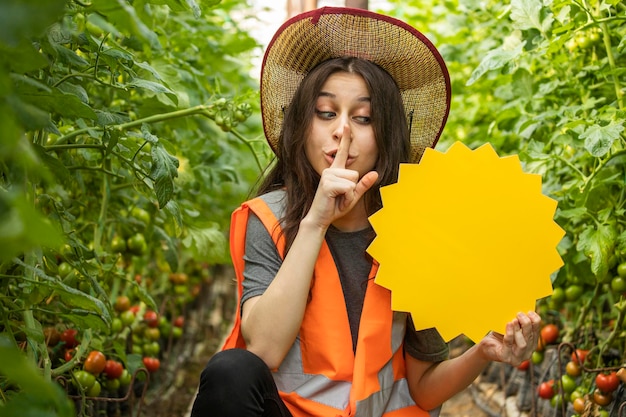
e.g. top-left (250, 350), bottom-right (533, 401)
top-left (240, 212), bottom-right (282, 309)
top-left (404, 315), bottom-right (449, 362)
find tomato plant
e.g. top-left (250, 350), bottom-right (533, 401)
top-left (0, 0), bottom-right (265, 414)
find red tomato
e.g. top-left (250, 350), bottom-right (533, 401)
top-left (593, 389), bottom-right (613, 406)
top-left (60, 329), bottom-right (79, 348)
top-left (517, 360), bottom-right (530, 371)
top-left (571, 349), bottom-right (589, 365)
top-left (114, 295), bottom-right (131, 312)
top-left (540, 324), bottom-right (559, 345)
top-left (173, 315), bottom-right (185, 328)
top-left (596, 372), bottom-right (620, 393)
top-left (537, 380), bottom-right (555, 399)
top-left (64, 348), bottom-right (75, 362)
top-left (103, 359), bottom-right (124, 380)
top-left (144, 310), bottom-right (159, 328)
top-left (84, 350), bottom-right (106, 375)
top-left (142, 357), bottom-right (160, 373)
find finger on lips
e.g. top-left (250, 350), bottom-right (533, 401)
top-left (331, 125), bottom-right (351, 169)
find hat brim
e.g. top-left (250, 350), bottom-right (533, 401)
top-left (260, 6), bottom-right (451, 163)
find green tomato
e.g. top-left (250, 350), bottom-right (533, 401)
top-left (130, 207), bottom-right (151, 227)
top-left (127, 233), bottom-right (147, 255)
top-left (111, 317), bottom-right (123, 333)
top-left (143, 341), bottom-right (160, 357)
top-left (72, 370), bottom-right (96, 391)
top-left (531, 350), bottom-right (544, 365)
top-left (58, 262), bottom-right (73, 278)
top-left (550, 287), bottom-right (565, 305)
top-left (565, 285), bottom-right (583, 302)
top-left (171, 326), bottom-right (183, 339)
top-left (86, 380), bottom-right (101, 397)
top-left (110, 235), bottom-right (127, 253)
top-left (617, 262), bottom-right (626, 278)
top-left (561, 374), bottom-right (577, 394)
top-left (612, 276), bottom-right (626, 293)
top-left (120, 310), bottom-right (136, 327)
top-left (119, 369), bottom-right (132, 387)
top-left (105, 378), bottom-right (121, 392)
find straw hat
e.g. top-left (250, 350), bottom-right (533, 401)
top-left (260, 6), bottom-right (451, 163)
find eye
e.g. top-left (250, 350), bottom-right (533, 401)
top-left (315, 110), bottom-right (335, 120)
top-left (353, 116), bottom-right (371, 124)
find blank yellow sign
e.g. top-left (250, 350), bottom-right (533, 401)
top-left (368, 141), bottom-right (565, 342)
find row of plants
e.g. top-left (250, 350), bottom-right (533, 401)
top-left (0, 0), bottom-right (270, 415)
top-left (390, 0), bottom-right (625, 414)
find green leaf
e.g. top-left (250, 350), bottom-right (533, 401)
top-left (580, 122), bottom-right (624, 157)
top-left (510, 0), bottom-right (553, 33)
top-left (32, 144), bottom-right (71, 185)
top-left (89, 0), bottom-right (161, 50)
top-left (0, 193), bottom-right (64, 262)
top-left (0, 41), bottom-right (49, 73)
top-left (0, 334), bottom-right (74, 417)
top-left (128, 281), bottom-right (158, 312)
top-left (466, 42), bottom-right (525, 86)
top-left (164, 200), bottom-right (184, 236)
top-left (6, 95), bottom-right (56, 132)
top-left (0, 0), bottom-right (66, 46)
top-left (182, 225), bottom-right (228, 263)
top-left (153, 226), bottom-right (179, 272)
top-left (576, 223), bottom-right (617, 280)
top-left (150, 142), bottom-right (179, 208)
top-left (13, 258), bottom-right (111, 331)
top-left (19, 90), bottom-right (97, 120)
top-left (129, 78), bottom-right (176, 95)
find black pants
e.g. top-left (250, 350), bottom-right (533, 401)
top-left (190, 348), bottom-right (293, 417)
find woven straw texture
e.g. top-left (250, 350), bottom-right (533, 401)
top-left (260, 7), bottom-right (451, 163)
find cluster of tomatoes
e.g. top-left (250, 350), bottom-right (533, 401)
top-left (516, 322), bottom-right (624, 416)
top-left (70, 350), bottom-right (131, 398)
top-left (45, 293), bottom-right (187, 401)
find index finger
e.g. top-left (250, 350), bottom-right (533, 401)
top-left (331, 125), bottom-right (351, 169)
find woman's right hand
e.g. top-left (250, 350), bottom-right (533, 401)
top-left (306, 125), bottom-right (379, 230)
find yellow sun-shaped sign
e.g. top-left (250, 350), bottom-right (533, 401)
top-left (368, 141), bottom-right (565, 342)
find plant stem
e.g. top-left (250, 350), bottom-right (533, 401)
top-left (229, 129), bottom-right (266, 171)
top-left (44, 144), bottom-right (106, 151)
top-left (93, 156), bottom-right (110, 254)
top-left (601, 21), bottom-right (624, 110)
top-left (54, 105), bottom-right (213, 145)
top-left (582, 148), bottom-right (626, 194)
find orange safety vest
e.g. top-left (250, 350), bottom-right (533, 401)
top-left (222, 196), bottom-right (431, 417)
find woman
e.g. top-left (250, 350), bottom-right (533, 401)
top-left (191, 7), bottom-right (540, 417)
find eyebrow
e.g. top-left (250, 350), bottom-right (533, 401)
top-left (318, 91), bottom-right (371, 102)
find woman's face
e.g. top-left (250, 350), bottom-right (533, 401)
top-left (305, 72), bottom-right (379, 178)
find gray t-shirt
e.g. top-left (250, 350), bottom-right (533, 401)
top-left (240, 191), bottom-right (448, 362)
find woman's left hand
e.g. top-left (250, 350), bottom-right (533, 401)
top-left (479, 311), bottom-right (541, 367)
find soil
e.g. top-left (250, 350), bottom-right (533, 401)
top-left (135, 267), bottom-right (491, 417)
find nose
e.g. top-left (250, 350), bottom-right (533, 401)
top-left (332, 117), bottom-right (350, 141)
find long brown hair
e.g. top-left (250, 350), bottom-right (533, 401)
top-left (257, 57), bottom-right (410, 252)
